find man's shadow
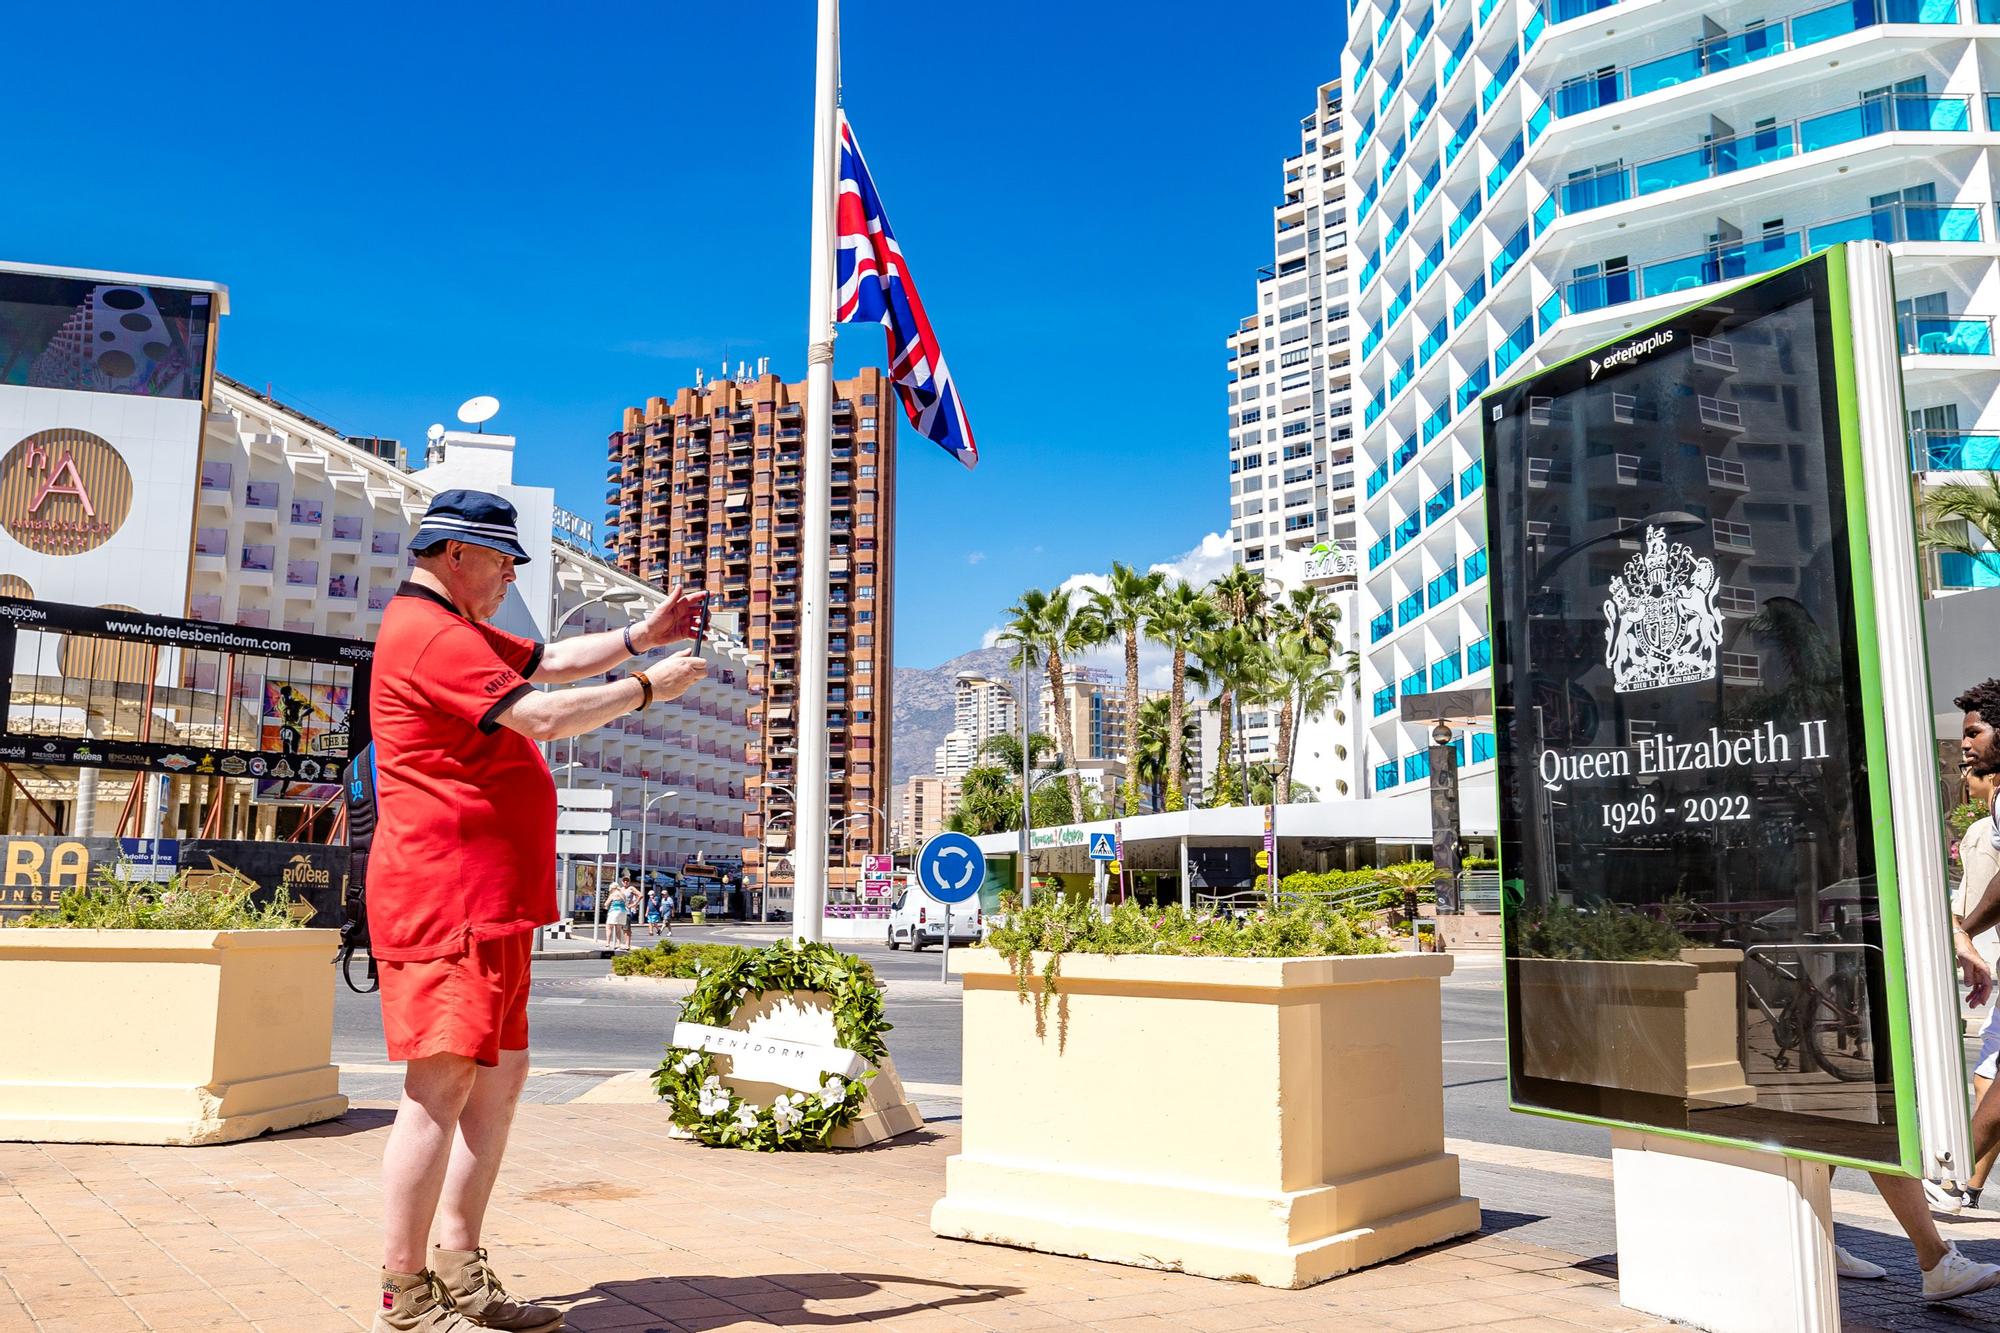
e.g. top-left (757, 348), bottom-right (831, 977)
top-left (547, 1271), bottom-right (1022, 1327)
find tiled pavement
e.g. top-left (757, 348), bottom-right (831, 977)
top-left (0, 1103), bottom-right (1679, 1333)
top-left (11, 1102), bottom-right (2000, 1330)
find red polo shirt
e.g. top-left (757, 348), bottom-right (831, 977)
top-left (367, 582), bottom-right (556, 961)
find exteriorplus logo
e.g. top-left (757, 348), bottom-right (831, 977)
top-left (1589, 328), bottom-right (1676, 381)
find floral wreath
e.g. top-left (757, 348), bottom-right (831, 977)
top-left (652, 938), bottom-right (890, 1151)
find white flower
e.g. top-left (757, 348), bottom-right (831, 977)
top-left (734, 1105), bottom-right (758, 1129)
top-left (818, 1077), bottom-right (847, 1109)
top-left (771, 1095), bottom-right (803, 1131)
top-left (674, 1050), bottom-right (701, 1073)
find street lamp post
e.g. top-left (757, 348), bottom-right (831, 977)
top-left (541, 588), bottom-right (641, 952)
top-left (641, 787), bottom-right (679, 916)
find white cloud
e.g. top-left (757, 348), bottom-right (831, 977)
top-left (967, 551), bottom-right (986, 565)
top-left (1150, 532), bottom-right (1234, 587)
top-left (979, 624), bottom-right (1003, 648)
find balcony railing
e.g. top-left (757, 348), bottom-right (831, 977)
top-left (1914, 431), bottom-right (2000, 471)
top-left (1531, 0), bottom-right (1965, 131)
top-left (1370, 610), bottom-right (1394, 642)
top-left (1902, 313), bottom-right (1994, 356)
top-left (1467, 637), bottom-right (1493, 673)
top-left (1460, 459), bottom-right (1485, 497)
top-left (1554, 94), bottom-right (1973, 220)
top-left (1369, 535), bottom-right (1394, 570)
top-left (1374, 686), bottom-right (1397, 717)
top-left (1465, 546), bottom-right (1489, 582)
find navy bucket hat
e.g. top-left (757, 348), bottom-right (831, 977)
top-left (412, 489), bottom-right (532, 564)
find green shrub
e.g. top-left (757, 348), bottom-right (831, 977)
top-left (687, 893), bottom-right (708, 913)
top-left (1508, 900), bottom-right (1690, 962)
top-left (986, 893), bottom-right (1393, 1024)
top-left (1279, 860), bottom-right (1443, 910)
top-left (1462, 855), bottom-right (1498, 872)
top-left (614, 939), bottom-right (878, 986)
top-left (1950, 801), bottom-right (1987, 845)
top-left (8, 866), bottom-right (303, 930)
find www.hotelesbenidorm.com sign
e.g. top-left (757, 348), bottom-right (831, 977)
top-left (1481, 244), bottom-right (1957, 1177)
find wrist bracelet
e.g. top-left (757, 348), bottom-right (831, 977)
top-left (623, 624), bottom-right (638, 656)
top-left (630, 670), bottom-right (653, 712)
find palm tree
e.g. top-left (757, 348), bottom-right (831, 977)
top-left (998, 588), bottom-right (1105, 820)
top-left (1269, 637), bottom-right (1353, 803)
top-left (1271, 585), bottom-right (1342, 653)
top-left (1209, 564), bottom-right (1272, 632)
top-left (1133, 694), bottom-right (1198, 813)
top-left (1141, 581), bottom-right (1219, 812)
top-left (1922, 476), bottom-right (2000, 579)
top-left (978, 731), bottom-right (1060, 774)
top-left (1084, 563), bottom-right (1165, 818)
top-left (1189, 623), bottom-right (1272, 807)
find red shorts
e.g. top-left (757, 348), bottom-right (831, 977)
top-left (379, 930), bottom-right (533, 1067)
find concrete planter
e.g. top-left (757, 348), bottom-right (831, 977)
top-left (931, 949), bottom-right (1480, 1288)
top-left (1516, 949), bottom-right (1753, 1107)
top-left (0, 928), bottom-right (346, 1145)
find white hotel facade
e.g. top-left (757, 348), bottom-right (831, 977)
top-left (193, 377), bottom-right (760, 877)
top-left (1342, 0), bottom-right (2000, 798)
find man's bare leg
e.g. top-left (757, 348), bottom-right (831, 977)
top-left (382, 1054), bottom-right (479, 1273)
top-left (435, 1047), bottom-right (531, 1252)
top-left (1873, 1173), bottom-right (1950, 1270)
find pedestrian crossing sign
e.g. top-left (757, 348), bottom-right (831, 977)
top-left (1088, 832), bottom-right (1117, 861)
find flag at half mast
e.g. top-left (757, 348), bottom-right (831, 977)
top-left (834, 111), bottom-right (978, 469)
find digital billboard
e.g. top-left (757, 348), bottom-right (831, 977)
top-left (1482, 247), bottom-right (1931, 1172)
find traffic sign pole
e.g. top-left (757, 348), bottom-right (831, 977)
top-left (917, 832), bottom-right (985, 981)
top-left (942, 902), bottom-right (951, 982)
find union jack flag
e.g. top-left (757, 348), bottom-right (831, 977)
top-left (835, 112), bottom-right (978, 469)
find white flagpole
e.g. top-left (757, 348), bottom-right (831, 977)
top-left (793, 0), bottom-right (839, 943)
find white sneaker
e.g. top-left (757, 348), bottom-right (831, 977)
top-left (1834, 1245), bottom-right (1886, 1280)
top-left (1927, 1179), bottom-right (1976, 1217)
top-left (1922, 1244), bottom-right (2000, 1301)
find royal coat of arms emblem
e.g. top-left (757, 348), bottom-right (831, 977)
top-left (1603, 525), bottom-right (1723, 694)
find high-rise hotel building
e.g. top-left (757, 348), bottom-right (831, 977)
top-left (605, 368), bottom-right (896, 903)
top-left (1228, 78), bottom-right (1358, 572)
top-left (1343, 0), bottom-right (2000, 798)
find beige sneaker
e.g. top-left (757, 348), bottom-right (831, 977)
top-left (373, 1270), bottom-right (479, 1332)
top-left (432, 1246), bottom-right (564, 1332)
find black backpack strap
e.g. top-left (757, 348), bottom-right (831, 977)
top-left (337, 741), bottom-right (380, 994)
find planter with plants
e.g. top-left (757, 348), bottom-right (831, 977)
top-left (1510, 901), bottom-right (1752, 1107)
top-left (930, 894), bottom-right (1479, 1289)
top-left (688, 892), bottom-right (708, 926)
top-left (0, 868), bottom-right (345, 1145)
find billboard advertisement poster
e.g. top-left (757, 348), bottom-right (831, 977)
top-left (1482, 247), bottom-right (1925, 1174)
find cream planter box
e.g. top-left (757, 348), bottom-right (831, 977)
top-left (931, 950), bottom-right (1480, 1289)
top-left (1516, 949), bottom-right (1754, 1108)
top-left (0, 928), bottom-right (347, 1145)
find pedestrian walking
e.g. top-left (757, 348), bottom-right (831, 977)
top-left (644, 889), bottom-right (663, 938)
top-left (364, 489), bottom-right (705, 1332)
top-left (606, 877), bottom-right (631, 950)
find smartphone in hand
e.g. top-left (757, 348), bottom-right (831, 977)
top-left (690, 598), bottom-right (712, 659)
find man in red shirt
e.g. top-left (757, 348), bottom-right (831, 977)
top-left (368, 490), bottom-right (706, 1333)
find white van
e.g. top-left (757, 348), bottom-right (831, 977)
top-left (886, 887), bottom-right (983, 950)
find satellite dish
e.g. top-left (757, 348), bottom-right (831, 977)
top-left (456, 396), bottom-right (500, 428)
top-left (425, 423), bottom-right (445, 443)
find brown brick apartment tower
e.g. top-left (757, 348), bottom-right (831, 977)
top-left (606, 367), bottom-right (896, 911)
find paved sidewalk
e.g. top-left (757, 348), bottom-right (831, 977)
top-left (0, 1103), bottom-right (1678, 1332)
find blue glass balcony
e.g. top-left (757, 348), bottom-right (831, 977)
top-left (1411, 87), bottom-right (1439, 140)
top-left (1360, 252), bottom-right (1383, 291)
top-left (1366, 461), bottom-right (1391, 497)
top-left (1377, 63), bottom-right (1406, 116)
top-left (1370, 610), bottom-right (1395, 642)
top-left (1456, 366), bottom-right (1492, 415)
top-left (1383, 135), bottom-right (1408, 180)
top-left (1401, 666), bottom-right (1428, 694)
top-left (1444, 108), bottom-right (1477, 167)
top-left (1393, 434), bottom-right (1420, 471)
top-left (1478, 0), bottom-right (1502, 28)
top-left (1485, 133), bottom-right (1524, 196)
top-left (1459, 459), bottom-right (1485, 498)
top-left (1420, 316), bottom-right (1449, 365)
top-left (1404, 751), bottom-right (1433, 782)
top-left (1397, 592), bottom-right (1425, 626)
top-left (1567, 268), bottom-right (1637, 314)
top-left (1471, 731), bottom-right (1497, 764)
top-left (1405, 5), bottom-right (1436, 61)
top-left (1940, 552), bottom-right (2000, 588)
top-left (1383, 208), bottom-right (1410, 258)
top-left (1362, 321), bottom-right (1384, 359)
top-left (1425, 484), bottom-right (1453, 525)
top-left (1376, 0), bottom-right (1402, 42)
top-left (1365, 392), bottom-right (1387, 428)
top-left (1358, 180), bottom-right (1380, 224)
top-left (1467, 636), bottom-right (1493, 673)
top-left (1442, 25), bottom-right (1473, 87)
top-left (1355, 42), bottom-right (1377, 87)
top-left (1431, 653), bottom-right (1464, 690)
top-left (1545, 0), bottom-right (1622, 21)
top-left (1915, 433), bottom-right (2000, 471)
top-left (1369, 536), bottom-right (1394, 569)
top-left (1390, 357), bottom-right (1415, 400)
top-left (1375, 760), bottom-right (1401, 791)
top-left (1464, 547), bottom-right (1489, 583)
top-left (1561, 170), bottom-right (1632, 214)
top-left (1451, 276), bottom-right (1486, 326)
top-left (1428, 569), bottom-right (1460, 605)
top-left (1523, 8), bottom-right (1547, 47)
top-left (1493, 315), bottom-right (1535, 376)
top-left (1902, 313), bottom-right (1994, 356)
top-left (1491, 224), bottom-right (1529, 287)
top-left (1449, 192), bottom-right (1484, 247)
top-left (1527, 99), bottom-right (1552, 144)
top-left (1422, 403), bottom-right (1451, 444)
top-left (1373, 686), bottom-right (1397, 717)
top-left (1413, 164), bottom-right (1442, 217)
top-left (1536, 289), bottom-right (1562, 335)
top-left (1386, 282), bottom-right (1413, 329)
top-left (1482, 48), bottom-right (1520, 113)
top-left (1356, 112), bottom-right (1377, 158)
top-left (1394, 509), bottom-right (1424, 550)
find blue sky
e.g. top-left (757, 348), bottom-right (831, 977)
top-left (9, 1), bottom-right (1341, 669)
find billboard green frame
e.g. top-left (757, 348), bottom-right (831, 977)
top-left (1477, 244), bottom-right (1931, 1177)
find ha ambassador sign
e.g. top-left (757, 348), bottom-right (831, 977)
top-left (1482, 244), bottom-right (1963, 1177)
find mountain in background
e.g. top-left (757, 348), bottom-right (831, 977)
top-left (891, 644), bottom-right (1020, 787)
